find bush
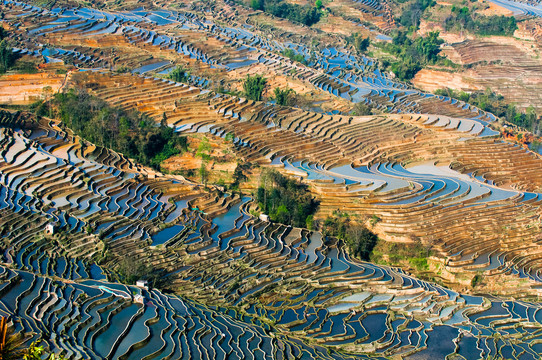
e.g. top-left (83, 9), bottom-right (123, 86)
top-left (35, 89), bottom-right (188, 169)
top-left (351, 102), bottom-right (373, 116)
top-left (445, 6), bottom-right (517, 36)
top-left (378, 30), bottom-right (443, 81)
top-left (169, 65), bottom-right (190, 83)
top-left (0, 39), bottom-right (15, 74)
top-left (282, 49), bottom-right (307, 64)
top-left (274, 87), bottom-right (295, 106)
top-left (251, 0), bottom-right (264, 10)
top-left (471, 274), bottom-right (483, 288)
top-left (243, 74), bottom-right (267, 101)
top-left (322, 213), bottom-right (378, 261)
top-left (399, 0), bottom-right (435, 30)
top-left (347, 33), bottom-right (370, 53)
top-left (345, 225), bottom-right (378, 261)
top-left (253, 0), bottom-right (322, 26)
top-left (409, 257), bottom-right (429, 271)
top-left (256, 169), bottom-right (319, 227)
top-left (435, 88), bottom-right (541, 135)
top-left (117, 256), bottom-right (169, 289)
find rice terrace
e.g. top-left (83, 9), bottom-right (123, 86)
top-left (2, 0), bottom-right (542, 358)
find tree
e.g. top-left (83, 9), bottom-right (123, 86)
top-left (274, 87), bottom-right (295, 106)
top-left (199, 161), bottom-right (209, 185)
top-left (0, 317), bottom-right (25, 360)
top-left (196, 136), bottom-right (212, 160)
top-left (169, 66), bottom-right (189, 83)
top-left (0, 39), bottom-right (14, 74)
top-left (315, 0), bottom-right (323, 9)
top-left (231, 163), bottom-right (248, 190)
top-left (415, 31), bottom-right (443, 63)
top-left (256, 169), bottom-right (319, 227)
top-left (345, 225), bottom-right (378, 261)
top-left (243, 75), bottom-right (267, 101)
top-left (258, 0), bottom-right (321, 26)
top-left (352, 102), bottom-right (372, 116)
top-left (282, 49), bottom-right (307, 64)
top-left (347, 33), bottom-right (370, 53)
top-left (251, 0), bottom-right (264, 10)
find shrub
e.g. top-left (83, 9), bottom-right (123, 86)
top-left (347, 33), bottom-right (370, 53)
top-left (256, 168), bottom-right (319, 227)
top-left (434, 88), bottom-right (541, 135)
top-left (409, 257), bottom-right (429, 271)
top-left (253, 0), bottom-right (322, 26)
top-left (345, 225), bottom-right (378, 261)
top-left (35, 88), bottom-right (187, 169)
top-left (274, 87), bottom-right (295, 106)
top-left (0, 39), bottom-right (15, 74)
top-left (322, 213), bottom-right (378, 261)
top-left (377, 30), bottom-right (443, 81)
top-left (471, 274), bottom-right (483, 288)
top-left (351, 102), bottom-right (373, 116)
top-left (243, 74), bottom-right (267, 101)
top-left (169, 65), bottom-right (190, 83)
top-left (282, 49), bottom-right (307, 64)
top-left (445, 6), bottom-right (517, 36)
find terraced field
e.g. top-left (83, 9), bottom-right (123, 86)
top-left (62, 70), bottom-right (542, 279)
top-left (1, 110), bottom-right (542, 358)
top-left (2, 0), bottom-right (542, 358)
top-left (0, 0), bottom-right (501, 120)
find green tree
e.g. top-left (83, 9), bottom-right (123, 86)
top-left (196, 136), bottom-right (212, 160)
top-left (347, 33), bottom-right (370, 53)
top-left (282, 49), bottom-right (307, 64)
top-left (345, 225), bottom-right (378, 260)
top-left (0, 39), bottom-right (14, 74)
top-left (38, 89), bottom-right (185, 170)
top-left (199, 161), bottom-right (209, 185)
top-left (352, 102), bottom-right (372, 116)
top-left (169, 65), bottom-right (189, 83)
top-left (256, 169), bottom-right (319, 227)
top-left (274, 87), bottom-right (295, 106)
top-left (243, 75), bottom-right (267, 101)
top-left (251, 0), bottom-right (265, 10)
top-left (259, 0), bottom-right (321, 26)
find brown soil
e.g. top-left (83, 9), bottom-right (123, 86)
top-left (412, 68), bottom-right (484, 93)
top-left (161, 134), bottom-right (239, 185)
top-left (0, 72), bottom-right (64, 105)
top-left (414, 36), bottom-right (542, 112)
top-left (477, 0), bottom-right (514, 16)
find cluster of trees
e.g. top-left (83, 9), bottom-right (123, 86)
top-left (379, 31), bottom-right (444, 80)
top-left (169, 65), bottom-right (190, 83)
top-left (398, 0), bottom-right (436, 30)
top-left (0, 28), bottom-right (15, 74)
top-left (250, 0), bottom-right (322, 26)
top-left (370, 240), bottom-right (431, 270)
top-left (435, 88), bottom-right (541, 135)
top-left (346, 33), bottom-right (370, 53)
top-left (256, 169), bottom-right (319, 227)
top-left (274, 86), bottom-right (296, 106)
top-left (116, 256), bottom-right (168, 289)
top-left (321, 212), bottom-right (378, 261)
top-left (243, 74), bottom-right (267, 101)
top-left (282, 48), bottom-right (308, 65)
top-left (0, 316), bottom-right (65, 360)
top-left (445, 6), bottom-right (517, 36)
top-left (351, 102), bottom-right (375, 116)
top-left (33, 89), bottom-right (187, 169)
